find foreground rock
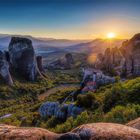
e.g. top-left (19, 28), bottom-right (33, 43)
top-left (8, 37), bottom-right (43, 81)
top-left (0, 51), bottom-right (13, 85)
top-left (0, 124), bottom-right (58, 140)
top-left (127, 117), bottom-right (140, 130)
top-left (0, 123), bottom-right (140, 140)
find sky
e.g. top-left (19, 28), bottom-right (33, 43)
top-left (0, 0), bottom-right (140, 39)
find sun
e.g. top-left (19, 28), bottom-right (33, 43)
top-left (107, 32), bottom-right (116, 39)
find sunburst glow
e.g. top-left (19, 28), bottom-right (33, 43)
top-left (107, 32), bottom-right (116, 39)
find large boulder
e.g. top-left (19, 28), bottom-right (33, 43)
top-left (8, 37), bottom-right (41, 81)
top-left (0, 124), bottom-right (59, 140)
top-left (127, 117), bottom-right (140, 130)
top-left (0, 51), bottom-right (13, 86)
top-left (0, 123), bottom-right (140, 140)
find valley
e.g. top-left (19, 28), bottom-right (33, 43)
top-left (0, 34), bottom-right (140, 140)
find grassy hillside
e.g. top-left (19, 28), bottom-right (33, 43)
top-left (0, 70), bottom-right (140, 133)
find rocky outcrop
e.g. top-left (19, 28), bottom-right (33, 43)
top-left (65, 53), bottom-right (74, 68)
top-left (48, 53), bottom-right (74, 69)
top-left (95, 33), bottom-right (140, 76)
top-left (8, 37), bottom-right (41, 81)
top-left (0, 51), bottom-right (13, 85)
top-left (39, 102), bottom-right (83, 120)
top-left (0, 123), bottom-right (140, 140)
top-left (0, 37), bottom-right (45, 85)
top-left (127, 117), bottom-right (140, 130)
top-left (120, 33), bottom-right (140, 76)
top-left (81, 68), bottom-right (115, 92)
top-left (36, 56), bottom-right (45, 73)
top-left (0, 124), bottom-right (58, 140)
top-left (95, 47), bottom-right (125, 75)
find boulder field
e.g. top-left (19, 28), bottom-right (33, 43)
top-left (0, 122), bottom-right (140, 140)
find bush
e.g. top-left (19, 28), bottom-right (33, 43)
top-left (76, 92), bottom-right (99, 109)
top-left (104, 104), bottom-right (140, 123)
top-left (103, 83), bottom-right (126, 112)
top-left (51, 111), bottom-right (89, 133)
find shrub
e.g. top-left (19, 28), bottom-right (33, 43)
top-left (104, 104), bottom-right (140, 123)
top-left (76, 92), bottom-right (99, 109)
top-left (51, 111), bottom-right (89, 133)
top-left (103, 83), bottom-right (126, 112)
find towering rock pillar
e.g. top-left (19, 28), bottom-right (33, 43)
top-left (8, 37), bottom-right (40, 81)
top-left (0, 51), bottom-right (13, 86)
top-left (36, 56), bottom-right (45, 73)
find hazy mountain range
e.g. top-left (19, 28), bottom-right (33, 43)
top-left (0, 34), bottom-right (125, 55)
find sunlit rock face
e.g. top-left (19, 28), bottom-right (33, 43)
top-left (95, 33), bottom-right (140, 76)
top-left (0, 123), bottom-right (140, 140)
top-left (127, 117), bottom-right (140, 130)
top-left (0, 51), bottom-right (13, 85)
top-left (8, 37), bottom-right (38, 81)
top-left (121, 33), bottom-right (140, 76)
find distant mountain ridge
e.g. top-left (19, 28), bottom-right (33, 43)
top-left (0, 34), bottom-right (125, 55)
top-left (66, 38), bottom-right (125, 54)
top-left (0, 34), bottom-right (89, 48)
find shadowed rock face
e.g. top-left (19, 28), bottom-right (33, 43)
top-left (95, 47), bottom-right (125, 75)
top-left (0, 51), bottom-right (13, 85)
top-left (0, 123), bottom-right (140, 140)
top-left (8, 37), bottom-right (38, 81)
top-left (48, 53), bottom-right (74, 70)
top-left (65, 53), bottom-right (74, 68)
top-left (36, 55), bottom-right (45, 73)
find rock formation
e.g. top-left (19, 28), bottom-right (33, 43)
top-left (0, 123), bottom-right (140, 140)
top-left (81, 68), bottom-right (115, 93)
top-left (65, 53), bottom-right (74, 68)
top-left (95, 47), bottom-right (125, 75)
top-left (120, 33), bottom-right (140, 76)
top-left (48, 53), bottom-right (74, 69)
top-left (8, 37), bottom-right (41, 81)
top-left (127, 117), bottom-right (140, 130)
top-left (39, 102), bottom-right (83, 120)
top-left (36, 56), bottom-right (45, 73)
top-left (0, 51), bottom-right (13, 86)
top-left (0, 37), bottom-right (45, 85)
top-left (95, 33), bottom-right (140, 76)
